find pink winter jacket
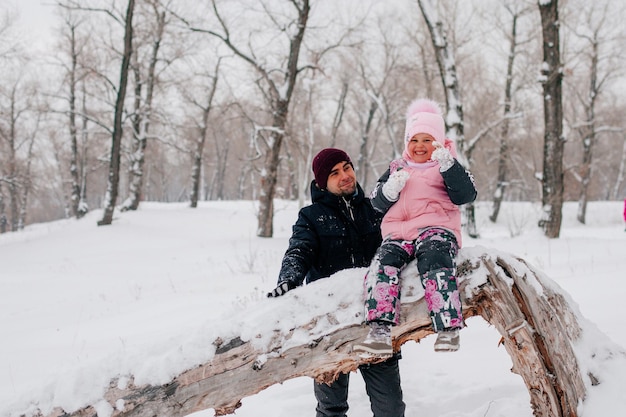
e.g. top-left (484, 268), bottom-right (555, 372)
top-left (380, 140), bottom-right (464, 246)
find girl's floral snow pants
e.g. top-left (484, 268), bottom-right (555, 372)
top-left (363, 227), bottom-right (464, 332)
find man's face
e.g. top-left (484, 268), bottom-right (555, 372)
top-left (326, 161), bottom-right (357, 197)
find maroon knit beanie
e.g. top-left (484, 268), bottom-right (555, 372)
top-left (312, 148), bottom-right (352, 190)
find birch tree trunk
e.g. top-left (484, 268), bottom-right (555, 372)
top-left (122, 3), bottom-right (166, 212)
top-left (78, 82), bottom-right (90, 217)
top-left (67, 22), bottom-right (83, 219)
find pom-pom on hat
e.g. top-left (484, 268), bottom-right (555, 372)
top-left (404, 99), bottom-right (446, 144)
top-left (312, 148), bottom-right (352, 190)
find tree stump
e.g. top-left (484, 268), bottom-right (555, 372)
top-left (35, 249), bottom-right (605, 417)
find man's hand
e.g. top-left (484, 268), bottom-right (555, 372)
top-left (431, 141), bottom-right (454, 172)
top-left (382, 169), bottom-right (410, 201)
top-left (267, 281), bottom-right (296, 297)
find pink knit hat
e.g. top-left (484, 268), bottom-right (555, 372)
top-left (404, 99), bottom-right (445, 144)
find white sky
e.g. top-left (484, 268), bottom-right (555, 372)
top-left (12, 0), bottom-right (55, 50)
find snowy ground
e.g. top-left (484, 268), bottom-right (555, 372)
top-left (1, 200), bottom-right (624, 417)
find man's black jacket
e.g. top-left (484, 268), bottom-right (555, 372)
top-left (277, 181), bottom-right (383, 287)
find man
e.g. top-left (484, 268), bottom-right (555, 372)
top-left (267, 148), bottom-right (406, 417)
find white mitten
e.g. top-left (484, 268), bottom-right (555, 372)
top-left (382, 169), bottom-right (410, 201)
top-left (431, 141), bottom-right (454, 172)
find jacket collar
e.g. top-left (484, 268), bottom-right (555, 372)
top-left (309, 180), bottom-right (365, 206)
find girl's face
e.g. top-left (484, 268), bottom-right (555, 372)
top-left (406, 133), bottom-right (436, 163)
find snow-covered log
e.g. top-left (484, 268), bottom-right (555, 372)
top-left (36, 248), bottom-right (621, 417)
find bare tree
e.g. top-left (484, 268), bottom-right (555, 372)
top-left (98, 0), bottom-right (136, 226)
top-left (328, 78), bottom-right (349, 148)
top-left (489, 2), bottom-right (534, 222)
top-left (57, 10), bottom-right (91, 219)
top-left (538, 0), bottom-right (564, 238)
top-left (121, 0), bottom-right (172, 212)
top-left (283, 69), bottom-right (320, 207)
top-left (330, 9), bottom-right (425, 189)
top-left (0, 6), bottom-right (45, 231)
top-left (52, 3), bottom-right (114, 220)
top-left (178, 0), bottom-right (310, 237)
top-left (0, 9), bottom-right (20, 232)
top-left (68, 24), bottom-right (87, 219)
top-left (186, 60), bottom-right (220, 208)
top-left (0, 6), bottom-right (20, 60)
top-left (206, 106), bottom-right (239, 201)
top-left (354, 69), bottom-right (380, 190)
top-left (564, 1), bottom-right (625, 223)
top-left (416, 1), bottom-right (464, 147)
top-left (6, 1), bottom-right (626, 228)
top-left (0, 182), bottom-right (6, 233)
top-left (0, 77), bottom-right (42, 232)
top-left (16, 114), bottom-right (39, 230)
top-left (417, 0), bottom-right (479, 238)
top-left (350, 21), bottom-right (405, 190)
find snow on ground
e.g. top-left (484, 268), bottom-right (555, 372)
top-left (1, 200), bottom-right (624, 417)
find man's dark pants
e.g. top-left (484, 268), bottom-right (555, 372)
top-left (314, 354), bottom-right (405, 417)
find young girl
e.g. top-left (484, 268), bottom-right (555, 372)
top-left (353, 99), bottom-right (477, 357)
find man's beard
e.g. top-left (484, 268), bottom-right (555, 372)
top-left (338, 183), bottom-right (357, 197)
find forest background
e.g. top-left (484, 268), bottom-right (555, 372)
top-left (1, 0), bottom-right (625, 238)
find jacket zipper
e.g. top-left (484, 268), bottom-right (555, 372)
top-left (342, 197), bottom-right (356, 265)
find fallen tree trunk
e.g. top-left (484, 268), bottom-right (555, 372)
top-left (37, 250), bottom-right (601, 417)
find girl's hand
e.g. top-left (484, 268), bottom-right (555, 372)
top-left (431, 141), bottom-right (454, 172)
top-left (382, 169), bottom-right (410, 201)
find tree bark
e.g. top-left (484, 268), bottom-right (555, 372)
top-left (538, 0), bottom-right (564, 238)
top-left (17, 117), bottom-right (37, 231)
top-left (122, 4), bottom-right (166, 212)
top-left (576, 16), bottom-right (600, 225)
top-left (36, 250), bottom-right (599, 417)
top-left (5, 85), bottom-right (20, 232)
top-left (67, 23), bottom-right (82, 219)
top-left (356, 96), bottom-right (378, 190)
top-left (255, 0), bottom-right (310, 237)
top-left (329, 79), bottom-right (348, 148)
top-left (98, 0), bottom-right (136, 226)
top-left (490, 7), bottom-right (520, 223)
top-left (190, 62), bottom-right (219, 208)
top-left (613, 138), bottom-right (626, 199)
top-left (0, 183), bottom-right (6, 233)
top-left (77, 82), bottom-right (90, 218)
